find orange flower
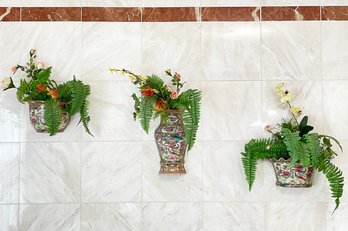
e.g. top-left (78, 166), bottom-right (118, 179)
top-left (47, 88), bottom-right (58, 99)
top-left (141, 87), bottom-right (154, 97)
top-left (155, 100), bottom-right (166, 111)
top-left (37, 84), bottom-right (46, 93)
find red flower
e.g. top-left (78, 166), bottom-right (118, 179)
top-left (155, 100), bottom-right (166, 111)
top-left (37, 84), bottom-right (46, 93)
top-left (141, 87), bottom-right (154, 97)
top-left (47, 88), bottom-right (58, 99)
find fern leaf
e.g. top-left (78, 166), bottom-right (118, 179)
top-left (282, 128), bottom-right (310, 167)
top-left (242, 150), bottom-right (258, 191)
top-left (317, 159), bottom-right (344, 212)
top-left (304, 134), bottom-right (321, 167)
top-left (182, 89), bottom-right (201, 151)
top-left (139, 96), bottom-right (156, 133)
top-left (66, 79), bottom-right (86, 116)
top-left (242, 138), bottom-right (288, 191)
top-left (146, 75), bottom-right (164, 90)
top-left (44, 99), bottom-right (62, 136)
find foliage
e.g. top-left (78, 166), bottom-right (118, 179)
top-left (2, 50), bottom-right (92, 136)
top-left (241, 82), bottom-right (344, 212)
top-left (110, 68), bottom-right (201, 151)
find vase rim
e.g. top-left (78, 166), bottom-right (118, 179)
top-left (165, 109), bottom-right (183, 113)
top-left (28, 100), bottom-right (67, 104)
top-left (270, 158), bottom-right (314, 167)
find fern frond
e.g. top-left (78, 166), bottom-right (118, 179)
top-left (44, 99), bottom-right (62, 136)
top-left (182, 89), bottom-right (201, 151)
top-left (282, 128), bottom-right (310, 167)
top-left (66, 79), bottom-right (86, 116)
top-left (139, 96), bottom-right (156, 133)
top-left (78, 84), bottom-right (92, 136)
top-left (317, 159), bottom-right (344, 212)
top-left (146, 75), bottom-right (164, 90)
top-left (304, 134), bottom-right (321, 166)
top-left (242, 138), bottom-right (287, 191)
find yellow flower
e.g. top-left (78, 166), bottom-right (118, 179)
top-left (129, 75), bottom-right (135, 80)
top-left (280, 92), bottom-right (292, 104)
top-left (139, 76), bottom-right (148, 81)
top-left (290, 106), bottom-right (302, 117)
top-left (275, 82), bottom-right (285, 93)
top-left (121, 70), bottom-right (126, 76)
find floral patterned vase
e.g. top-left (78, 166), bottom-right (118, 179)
top-left (28, 100), bottom-right (70, 133)
top-left (270, 158), bottom-right (314, 188)
top-left (155, 110), bottom-right (187, 174)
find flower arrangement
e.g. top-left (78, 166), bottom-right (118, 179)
top-left (110, 68), bottom-right (201, 151)
top-left (2, 49), bottom-right (92, 136)
top-left (241, 82), bottom-right (344, 211)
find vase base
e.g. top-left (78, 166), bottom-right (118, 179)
top-left (159, 162), bottom-right (186, 174)
top-left (276, 182), bottom-right (312, 188)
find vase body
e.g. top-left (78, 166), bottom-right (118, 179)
top-left (270, 158), bottom-right (314, 188)
top-left (28, 100), bottom-right (70, 133)
top-left (154, 110), bottom-right (187, 174)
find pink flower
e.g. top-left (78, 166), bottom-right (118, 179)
top-left (37, 62), bottom-right (45, 69)
top-left (170, 91), bottom-right (178, 99)
top-left (11, 66), bottom-right (17, 74)
top-left (264, 125), bottom-right (272, 132)
top-left (174, 73), bottom-right (181, 79)
top-left (165, 68), bottom-right (171, 73)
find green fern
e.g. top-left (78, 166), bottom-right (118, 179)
top-left (146, 75), bottom-right (165, 90)
top-left (242, 138), bottom-right (288, 191)
top-left (317, 159), bottom-right (344, 212)
top-left (304, 134), bottom-right (321, 166)
top-left (65, 78), bottom-right (86, 116)
top-left (282, 128), bottom-right (310, 167)
top-left (78, 84), bottom-right (92, 136)
top-left (44, 99), bottom-right (62, 136)
top-left (139, 96), bottom-right (156, 133)
top-left (181, 89), bottom-right (201, 151)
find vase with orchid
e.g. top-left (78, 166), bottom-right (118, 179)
top-left (110, 68), bottom-right (201, 174)
top-left (1, 49), bottom-right (92, 136)
top-left (241, 82), bottom-right (344, 212)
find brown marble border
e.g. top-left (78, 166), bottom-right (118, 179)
top-left (1, 6), bottom-right (348, 22)
top-left (262, 6), bottom-right (320, 21)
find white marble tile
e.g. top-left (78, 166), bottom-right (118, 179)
top-left (327, 203), bottom-right (348, 231)
top-left (322, 22), bottom-right (348, 80)
top-left (142, 23), bottom-right (202, 81)
top-left (83, 0), bottom-right (140, 6)
top-left (204, 203), bottom-right (264, 231)
top-left (202, 0), bottom-right (260, 6)
top-left (201, 23), bottom-right (261, 80)
top-left (261, 0), bottom-right (321, 5)
top-left (0, 205), bottom-right (18, 231)
top-left (265, 202), bottom-right (327, 231)
top-left (82, 23), bottom-right (141, 82)
top-left (0, 1), bottom-right (20, 6)
top-left (203, 141), bottom-right (263, 201)
top-left (0, 144), bottom-right (19, 204)
top-left (322, 0), bottom-right (348, 5)
top-left (0, 23), bottom-right (21, 142)
top-left (21, 0), bottom-right (81, 6)
top-left (19, 23), bottom-right (81, 82)
top-left (19, 204), bottom-right (80, 231)
top-left (262, 81), bottom-right (324, 135)
top-left (82, 82), bottom-right (144, 141)
top-left (81, 203), bottom-right (141, 231)
top-left (142, 202), bottom-right (203, 231)
top-left (142, 0), bottom-right (199, 6)
top-left (322, 81), bottom-right (348, 140)
top-left (82, 142), bottom-right (142, 202)
top-left (143, 142), bottom-right (202, 201)
top-left (261, 22), bottom-right (321, 80)
top-left (201, 81), bottom-right (263, 141)
top-left (20, 142), bottom-right (81, 203)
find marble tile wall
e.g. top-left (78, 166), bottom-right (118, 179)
top-left (1, 1), bottom-right (348, 231)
